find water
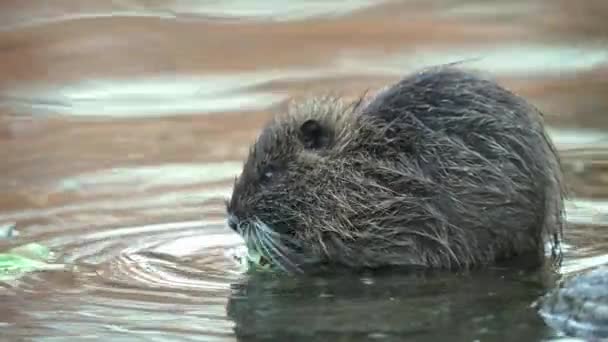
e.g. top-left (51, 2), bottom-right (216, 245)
top-left (1, 0), bottom-right (607, 340)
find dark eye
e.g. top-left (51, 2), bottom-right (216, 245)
top-left (260, 164), bottom-right (278, 183)
top-left (261, 170), bottom-right (273, 182)
top-left (300, 119), bottom-right (331, 150)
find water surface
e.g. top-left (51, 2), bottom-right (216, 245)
top-left (1, 1), bottom-right (608, 341)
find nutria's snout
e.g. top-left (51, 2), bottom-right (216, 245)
top-left (227, 65), bottom-right (566, 274)
top-left (226, 189), bottom-right (309, 272)
top-left (224, 198), bottom-right (237, 230)
top-left (225, 194), bottom-right (248, 232)
top-left (227, 213), bottom-right (239, 233)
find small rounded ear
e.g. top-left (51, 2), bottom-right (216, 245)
top-left (300, 119), bottom-right (331, 149)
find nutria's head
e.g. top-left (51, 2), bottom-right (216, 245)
top-left (226, 97), bottom-right (376, 272)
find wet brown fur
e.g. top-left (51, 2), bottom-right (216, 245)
top-left (226, 66), bottom-right (566, 273)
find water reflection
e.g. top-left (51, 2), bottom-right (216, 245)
top-left (0, 0), bottom-right (386, 31)
top-left (227, 269), bottom-right (556, 341)
top-left (56, 162), bottom-right (243, 193)
top-left (4, 75), bottom-right (289, 117)
top-left (3, 45), bottom-right (607, 118)
top-left (338, 44), bottom-right (608, 77)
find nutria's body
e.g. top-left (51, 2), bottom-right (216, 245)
top-left (226, 66), bottom-right (566, 273)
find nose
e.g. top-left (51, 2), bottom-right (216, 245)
top-left (227, 214), bottom-right (239, 232)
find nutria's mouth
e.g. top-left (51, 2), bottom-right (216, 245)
top-left (246, 249), bottom-right (272, 269)
top-left (237, 220), bottom-right (306, 273)
top-left (259, 256), bottom-right (270, 267)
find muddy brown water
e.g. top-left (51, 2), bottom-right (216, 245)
top-left (1, 1), bottom-right (608, 341)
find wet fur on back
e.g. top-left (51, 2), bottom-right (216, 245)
top-left (227, 66), bottom-right (566, 273)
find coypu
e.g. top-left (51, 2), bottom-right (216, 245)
top-left (226, 66), bottom-right (566, 273)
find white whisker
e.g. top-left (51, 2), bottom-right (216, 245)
top-left (253, 222), bottom-right (290, 273)
top-left (254, 219), bottom-right (303, 273)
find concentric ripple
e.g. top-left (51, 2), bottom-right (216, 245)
top-left (0, 160), bottom-right (251, 340)
top-left (2, 220), bottom-right (249, 341)
top-left (3, 233), bottom-right (248, 340)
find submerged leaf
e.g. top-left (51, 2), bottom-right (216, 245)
top-left (0, 243), bottom-right (64, 281)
